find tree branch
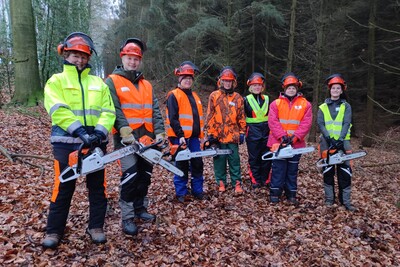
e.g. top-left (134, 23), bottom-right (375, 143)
top-left (366, 95), bottom-right (400, 115)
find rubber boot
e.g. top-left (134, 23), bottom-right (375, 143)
top-left (342, 186), bottom-right (356, 211)
top-left (324, 183), bottom-right (335, 206)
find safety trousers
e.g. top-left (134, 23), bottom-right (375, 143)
top-left (170, 137), bottom-right (204, 197)
top-left (270, 154), bottom-right (301, 199)
top-left (119, 154), bottom-right (153, 219)
top-left (323, 162), bottom-right (352, 205)
top-left (46, 144), bottom-right (107, 235)
top-left (246, 139), bottom-right (271, 185)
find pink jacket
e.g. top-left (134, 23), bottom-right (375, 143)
top-left (267, 93), bottom-right (312, 149)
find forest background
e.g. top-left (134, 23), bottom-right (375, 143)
top-left (0, 0), bottom-right (399, 266)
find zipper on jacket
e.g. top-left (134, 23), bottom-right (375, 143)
top-left (78, 70), bottom-right (87, 127)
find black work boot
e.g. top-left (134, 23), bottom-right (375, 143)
top-left (122, 219), bottom-right (138, 236)
top-left (42, 233), bottom-right (61, 249)
top-left (86, 228), bottom-right (106, 244)
top-left (287, 197), bottom-right (299, 206)
top-left (324, 183), bottom-right (335, 207)
top-left (342, 186), bottom-right (356, 212)
top-left (136, 211), bottom-right (156, 222)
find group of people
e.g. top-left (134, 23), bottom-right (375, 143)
top-left (42, 32), bottom-right (356, 249)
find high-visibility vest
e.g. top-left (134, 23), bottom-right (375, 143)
top-left (165, 88), bottom-right (204, 138)
top-left (276, 96), bottom-right (307, 135)
top-left (319, 103), bottom-right (351, 140)
top-left (245, 94), bottom-right (269, 123)
top-left (109, 74), bottom-right (154, 132)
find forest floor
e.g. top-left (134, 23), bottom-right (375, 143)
top-left (0, 104), bottom-right (399, 266)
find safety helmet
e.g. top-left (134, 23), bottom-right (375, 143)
top-left (247, 72), bottom-right (265, 86)
top-left (326, 74), bottom-right (347, 90)
top-left (57, 32), bottom-right (96, 56)
top-left (174, 61), bottom-right (199, 77)
top-left (219, 66), bottom-right (237, 81)
top-left (120, 38), bottom-right (146, 58)
top-left (281, 72), bottom-right (302, 89)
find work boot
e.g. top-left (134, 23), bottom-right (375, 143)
top-left (42, 233), bottom-right (61, 249)
top-left (270, 195), bottom-right (280, 204)
top-left (136, 211), bottom-right (156, 222)
top-left (193, 193), bottom-right (204, 200)
top-left (342, 186), bottom-right (356, 212)
top-left (234, 181), bottom-right (244, 194)
top-left (86, 228), bottom-right (106, 244)
top-left (122, 219), bottom-right (138, 236)
top-left (287, 197), bottom-right (299, 206)
top-left (218, 181), bottom-right (226, 192)
top-left (324, 183), bottom-right (335, 207)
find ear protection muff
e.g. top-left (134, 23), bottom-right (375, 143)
top-left (57, 32), bottom-right (97, 56)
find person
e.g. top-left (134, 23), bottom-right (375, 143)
top-left (268, 72), bottom-right (312, 205)
top-left (205, 66), bottom-right (246, 194)
top-left (317, 74), bottom-right (355, 211)
top-left (42, 32), bottom-right (116, 249)
top-left (243, 72), bottom-right (272, 189)
top-left (104, 38), bottom-right (166, 236)
top-left (165, 61), bottom-right (205, 202)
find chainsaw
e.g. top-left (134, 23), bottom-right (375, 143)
top-left (262, 142), bottom-right (315, 160)
top-left (59, 136), bottom-right (184, 183)
top-left (167, 140), bottom-right (233, 162)
top-left (316, 149), bottom-right (367, 168)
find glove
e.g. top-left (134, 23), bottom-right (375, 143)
top-left (281, 135), bottom-right (291, 144)
top-left (333, 139), bottom-right (344, 150)
top-left (120, 126), bottom-right (135, 144)
top-left (239, 134), bottom-right (245, 145)
top-left (155, 133), bottom-right (166, 143)
top-left (73, 127), bottom-right (92, 147)
top-left (179, 137), bottom-right (186, 145)
top-left (324, 136), bottom-right (333, 146)
top-left (93, 130), bottom-right (107, 142)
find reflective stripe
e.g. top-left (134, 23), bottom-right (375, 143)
top-left (127, 118), bottom-right (152, 124)
top-left (179, 114), bottom-right (193, 120)
top-left (279, 119), bottom-right (300, 125)
top-left (49, 103), bottom-right (70, 116)
top-left (121, 103), bottom-right (153, 109)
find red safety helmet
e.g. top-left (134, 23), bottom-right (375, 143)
top-left (57, 32), bottom-right (96, 56)
top-left (326, 74), bottom-right (347, 90)
top-left (281, 72), bottom-right (302, 89)
top-left (120, 38), bottom-right (146, 58)
top-left (174, 61), bottom-right (199, 77)
top-left (219, 67), bottom-right (237, 81)
top-left (247, 72), bottom-right (265, 86)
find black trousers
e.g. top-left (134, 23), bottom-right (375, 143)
top-left (246, 139), bottom-right (271, 185)
top-left (46, 143), bottom-right (107, 235)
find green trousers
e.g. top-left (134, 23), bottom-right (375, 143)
top-left (213, 143), bottom-right (241, 186)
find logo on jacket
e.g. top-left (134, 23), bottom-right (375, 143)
top-left (121, 87), bottom-right (130, 92)
top-left (294, 105), bottom-right (303, 110)
top-left (88, 86), bottom-right (101, 91)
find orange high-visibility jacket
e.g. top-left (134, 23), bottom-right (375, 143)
top-left (275, 97), bottom-right (308, 135)
top-left (108, 74), bottom-right (154, 133)
top-left (165, 88), bottom-right (204, 138)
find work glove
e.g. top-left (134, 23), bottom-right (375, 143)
top-left (73, 127), bottom-right (92, 147)
top-left (93, 130), bottom-right (107, 142)
top-left (179, 137), bottom-right (186, 145)
top-left (155, 133), bottom-right (166, 143)
top-left (333, 139), bottom-right (344, 150)
top-left (239, 134), bottom-right (245, 145)
top-left (324, 136), bottom-right (333, 146)
top-left (119, 126), bottom-right (135, 144)
top-left (281, 135), bottom-right (291, 144)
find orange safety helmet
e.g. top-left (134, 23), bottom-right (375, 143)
top-left (247, 72), bottom-right (265, 86)
top-left (281, 72), bottom-right (303, 89)
top-left (57, 32), bottom-right (96, 56)
top-left (326, 74), bottom-right (347, 90)
top-left (217, 66), bottom-right (237, 88)
top-left (174, 61), bottom-right (199, 77)
top-left (119, 38), bottom-right (147, 58)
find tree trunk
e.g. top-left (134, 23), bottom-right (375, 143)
top-left (362, 0), bottom-right (377, 147)
top-left (286, 0), bottom-right (297, 72)
top-left (10, 0), bottom-right (42, 106)
top-left (309, 0), bottom-right (326, 142)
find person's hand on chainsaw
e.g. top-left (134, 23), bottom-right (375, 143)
top-left (93, 130), bottom-right (107, 143)
top-left (72, 127), bottom-right (101, 148)
top-left (289, 135), bottom-right (299, 144)
top-left (281, 135), bottom-right (291, 145)
top-left (119, 126), bottom-right (135, 144)
top-left (324, 135), bottom-right (333, 146)
top-left (155, 132), bottom-right (166, 143)
top-left (333, 139), bottom-right (344, 150)
top-left (179, 136), bottom-right (186, 146)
